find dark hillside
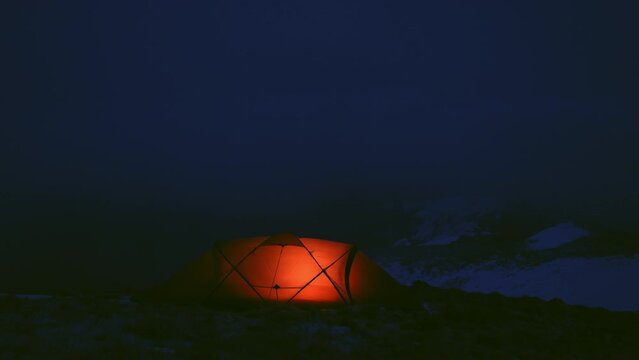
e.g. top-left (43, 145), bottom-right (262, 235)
top-left (2, 283), bottom-right (637, 359)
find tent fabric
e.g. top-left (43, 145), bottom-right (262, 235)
top-left (150, 234), bottom-right (401, 305)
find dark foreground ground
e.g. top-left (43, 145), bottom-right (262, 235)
top-left (1, 283), bottom-right (638, 359)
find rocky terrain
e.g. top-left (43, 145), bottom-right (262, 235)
top-left (1, 283), bottom-right (638, 359)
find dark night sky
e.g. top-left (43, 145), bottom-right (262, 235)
top-left (2, 1), bottom-right (638, 291)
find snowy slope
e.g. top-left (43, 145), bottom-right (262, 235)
top-left (384, 257), bottom-right (639, 312)
top-left (382, 198), bottom-right (639, 311)
top-left (399, 197), bottom-right (500, 246)
top-left (527, 223), bottom-right (590, 250)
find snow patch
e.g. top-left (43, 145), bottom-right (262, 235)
top-left (407, 196), bottom-right (500, 246)
top-left (393, 238), bottom-right (411, 246)
top-left (423, 235), bottom-right (461, 246)
top-left (528, 223), bottom-right (590, 250)
top-left (385, 256), bottom-right (639, 312)
top-left (382, 261), bottom-right (431, 286)
top-left (0, 293), bottom-right (53, 300)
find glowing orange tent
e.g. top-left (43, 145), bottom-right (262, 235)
top-left (150, 234), bottom-right (401, 305)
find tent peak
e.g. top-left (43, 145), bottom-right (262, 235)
top-left (259, 233), bottom-right (304, 247)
